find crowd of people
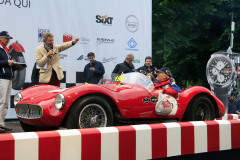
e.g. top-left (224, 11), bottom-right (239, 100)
top-left (1, 30), bottom-right (239, 131)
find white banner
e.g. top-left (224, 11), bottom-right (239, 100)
top-left (0, 0), bottom-right (152, 118)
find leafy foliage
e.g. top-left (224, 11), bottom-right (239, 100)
top-left (152, 0), bottom-right (240, 88)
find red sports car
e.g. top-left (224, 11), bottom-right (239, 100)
top-left (14, 72), bottom-right (225, 131)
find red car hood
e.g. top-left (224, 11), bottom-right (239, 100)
top-left (18, 89), bottom-right (64, 105)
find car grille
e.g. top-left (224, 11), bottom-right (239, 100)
top-left (16, 104), bottom-right (43, 119)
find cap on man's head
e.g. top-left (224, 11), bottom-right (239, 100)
top-left (0, 31), bottom-right (13, 39)
top-left (156, 67), bottom-right (172, 77)
top-left (231, 91), bottom-right (238, 97)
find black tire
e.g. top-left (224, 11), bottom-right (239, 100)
top-left (66, 96), bottom-right (113, 129)
top-left (12, 56), bottom-right (26, 90)
top-left (183, 96), bottom-right (215, 121)
top-left (20, 121), bottom-right (59, 132)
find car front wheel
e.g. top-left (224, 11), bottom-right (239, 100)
top-left (66, 96), bottom-right (113, 129)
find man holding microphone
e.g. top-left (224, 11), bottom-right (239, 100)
top-left (36, 32), bottom-right (79, 86)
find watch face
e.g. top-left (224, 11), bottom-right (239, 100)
top-left (208, 56), bottom-right (232, 85)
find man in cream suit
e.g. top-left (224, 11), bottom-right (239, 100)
top-left (36, 32), bottom-right (79, 86)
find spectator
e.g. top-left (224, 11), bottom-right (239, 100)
top-left (136, 56), bottom-right (156, 80)
top-left (111, 53), bottom-right (135, 81)
top-left (0, 31), bottom-right (18, 131)
top-left (36, 32), bottom-right (79, 87)
top-left (84, 52), bottom-right (105, 84)
top-left (228, 92), bottom-right (240, 114)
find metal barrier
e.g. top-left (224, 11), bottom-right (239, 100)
top-left (0, 115), bottom-right (240, 160)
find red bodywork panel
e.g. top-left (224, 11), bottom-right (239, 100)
top-left (9, 42), bottom-right (25, 53)
top-left (17, 83), bottom-right (225, 127)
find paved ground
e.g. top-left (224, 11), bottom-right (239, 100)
top-left (0, 119), bottom-right (23, 133)
top-left (0, 119), bottom-right (177, 134)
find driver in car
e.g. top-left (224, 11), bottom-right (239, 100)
top-left (154, 67), bottom-right (180, 115)
top-left (154, 67), bottom-right (180, 97)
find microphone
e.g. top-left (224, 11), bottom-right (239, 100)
top-left (49, 46), bottom-right (55, 59)
top-left (44, 44), bottom-right (55, 59)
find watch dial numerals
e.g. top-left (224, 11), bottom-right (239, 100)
top-left (208, 57), bottom-right (232, 85)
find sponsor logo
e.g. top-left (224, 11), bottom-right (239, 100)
top-left (126, 38), bottom-right (139, 51)
top-left (59, 54), bottom-right (67, 59)
top-left (126, 15), bottom-right (139, 33)
top-left (150, 96), bottom-right (158, 103)
top-left (102, 56), bottom-right (117, 63)
top-left (63, 33), bottom-right (90, 44)
top-left (133, 59), bottom-right (140, 63)
top-left (96, 38), bottom-right (115, 45)
top-left (127, 38), bottom-right (137, 48)
top-left (79, 37), bottom-right (90, 44)
top-left (142, 98), bottom-right (150, 103)
top-left (77, 55), bottom-right (89, 61)
top-left (38, 28), bottom-right (50, 42)
top-left (96, 15), bottom-right (113, 26)
top-left (63, 33), bottom-right (72, 42)
top-left (0, 0), bottom-right (31, 8)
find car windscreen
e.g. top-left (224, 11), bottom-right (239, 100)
top-left (118, 72), bottom-right (154, 91)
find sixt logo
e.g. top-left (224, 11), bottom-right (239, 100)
top-left (96, 15), bottom-right (113, 26)
top-left (126, 38), bottom-right (139, 51)
top-left (77, 55), bottom-right (89, 61)
top-left (38, 28), bottom-right (50, 42)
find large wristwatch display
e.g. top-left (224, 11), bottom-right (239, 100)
top-left (206, 52), bottom-right (236, 108)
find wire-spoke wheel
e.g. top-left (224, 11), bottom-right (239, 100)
top-left (193, 102), bottom-right (211, 120)
top-left (183, 95), bottom-right (215, 121)
top-left (67, 96), bottom-right (113, 129)
top-left (79, 104), bottom-right (107, 128)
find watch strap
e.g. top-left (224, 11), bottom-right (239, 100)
top-left (212, 87), bottom-right (231, 110)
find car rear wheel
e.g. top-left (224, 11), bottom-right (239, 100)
top-left (183, 95), bottom-right (215, 121)
top-left (20, 121), bottom-right (59, 132)
top-left (66, 96), bottom-right (113, 129)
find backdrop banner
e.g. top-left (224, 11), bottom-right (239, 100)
top-left (0, 0), bottom-right (152, 118)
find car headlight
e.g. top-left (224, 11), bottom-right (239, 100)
top-left (55, 94), bottom-right (65, 109)
top-left (14, 93), bottom-right (22, 106)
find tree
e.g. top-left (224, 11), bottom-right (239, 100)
top-left (152, 0), bottom-right (240, 88)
